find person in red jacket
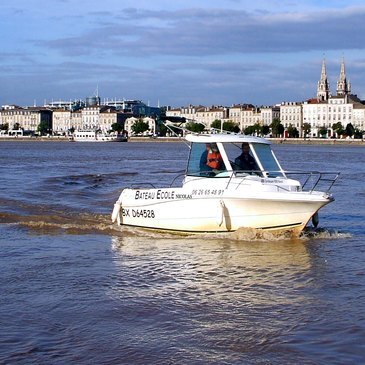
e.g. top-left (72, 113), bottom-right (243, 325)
top-left (200, 143), bottom-right (224, 174)
top-left (206, 143), bottom-right (223, 169)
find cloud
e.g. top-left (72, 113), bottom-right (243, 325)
top-left (1, 1), bottom-right (365, 106)
top-left (38, 6), bottom-right (365, 58)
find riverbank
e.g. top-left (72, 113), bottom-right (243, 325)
top-left (129, 136), bottom-right (365, 145)
top-left (0, 135), bottom-right (364, 145)
top-left (268, 137), bottom-right (365, 145)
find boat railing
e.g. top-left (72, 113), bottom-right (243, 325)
top-left (225, 170), bottom-right (261, 190)
top-left (178, 169), bottom-right (339, 193)
top-left (284, 171), bottom-right (340, 193)
top-left (169, 173), bottom-right (188, 187)
top-left (129, 171), bottom-right (187, 189)
top-left (226, 169), bottom-right (339, 193)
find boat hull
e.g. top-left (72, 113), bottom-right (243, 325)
top-left (70, 130), bottom-right (127, 142)
top-left (72, 136), bottom-right (127, 142)
top-left (112, 187), bottom-right (333, 236)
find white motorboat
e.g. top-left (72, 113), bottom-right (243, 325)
top-left (70, 130), bottom-right (127, 142)
top-left (112, 133), bottom-right (339, 236)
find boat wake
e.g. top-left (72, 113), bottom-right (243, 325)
top-left (228, 227), bottom-right (300, 241)
top-left (0, 209), bottom-right (350, 242)
top-left (301, 227), bottom-right (352, 240)
top-left (0, 198), bottom-right (350, 241)
top-left (0, 210), bottom-right (120, 236)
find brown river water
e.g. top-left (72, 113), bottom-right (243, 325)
top-left (0, 140), bottom-right (364, 364)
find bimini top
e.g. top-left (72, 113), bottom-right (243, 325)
top-left (185, 133), bottom-right (271, 145)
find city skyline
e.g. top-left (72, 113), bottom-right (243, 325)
top-left (1, 0), bottom-right (365, 107)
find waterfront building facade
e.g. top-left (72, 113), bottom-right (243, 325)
top-left (71, 110), bottom-right (82, 131)
top-left (303, 58), bottom-right (357, 137)
top-left (352, 102), bottom-right (365, 131)
top-left (1, 59), bottom-right (364, 138)
top-left (124, 116), bottom-right (156, 136)
top-left (99, 108), bottom-right (120, 132)
top-left (302, 97), bottom-right (353, 137)
top-left (240, 106), bottom-right (261, 131)
top-left (196, 106), bottom-right (229, 128)
top-left (165, 107), bottom-right (182, 119)
top-left (80, 105), bottom-right (124, 132)
top-left (52, 106), bottom-right (127, 134)
top-left (229, 104), bottom-right (266, 132)
top-left (124, 117), bottom-right (138, 136)
top-left (0, 107), bottom-right (52, 133)
top-left (228, 104), bottom-right (243, 127)
top-left (52, 109), bottom-right (73, 134)
top-left (280, 102), bottom-right (302, 135)
top-left (261, 105), bottom-right (280, 127)
top-left (81, 105), bottom-right (103, 131)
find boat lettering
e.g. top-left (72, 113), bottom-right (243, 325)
top-left (135, 190), bottom-right (156, 200)
top-left (134, 190), bottom-right (176, 200)
top-left (132, 209), bottom-right (155, 218)
top-left (156, 189), bottom-right (175, 200)
top-left (191, 189), bottom-right (224, 196)
top-left (122, 208), bottom-right (130, 217)
top-left (175, 193), bottom-right (192, 199)
top-left (262, 179), bottom-right (284, 184)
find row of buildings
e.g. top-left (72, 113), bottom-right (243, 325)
top-left (166, 60), bottom-right (365, 138)
top-left (0, 99), bottom-right (161, 137)
top-left (1, 60), bottom-right (364, 138)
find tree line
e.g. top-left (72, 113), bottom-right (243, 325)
top-left (183, 119), bottom-right (363, 139)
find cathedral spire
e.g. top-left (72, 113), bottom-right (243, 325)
top-left (336, 58), bottom-right (351, 96)
top-left (317, 58), bottom-right (330, 101)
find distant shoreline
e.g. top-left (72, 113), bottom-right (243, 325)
top-left (0, 135), bottom-right (364, 145)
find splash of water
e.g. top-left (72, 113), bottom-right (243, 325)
top-left (0, 207), bottom-right (351, 242)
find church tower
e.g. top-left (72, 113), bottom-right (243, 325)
top-left (317, 59), bottom-right (330, 101)
top-left (336, 59), bottom-right (351, 96)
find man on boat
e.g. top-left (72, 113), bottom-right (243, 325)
top-left (234, 143), bottom-right (258, 172)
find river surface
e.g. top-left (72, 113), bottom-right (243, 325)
top-left (0, 140), bottom-right (364, 364)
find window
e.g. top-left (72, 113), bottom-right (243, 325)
top-left (186, 143), bottom-right (226, 177)
top-left (251, 144), bottom-right (284, 177)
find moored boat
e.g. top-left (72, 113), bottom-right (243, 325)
top-left (70, 130), bottom-right (127, 142)
top-left (112, 133), bottom-right (339, 236)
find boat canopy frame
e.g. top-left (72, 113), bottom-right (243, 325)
top-left (185, 138), bottom-right (286, 179)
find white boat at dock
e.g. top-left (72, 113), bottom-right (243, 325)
top-left (112, 132), bottom-right (339, 236)
top-left (70, 130), bottom-right (127, 142)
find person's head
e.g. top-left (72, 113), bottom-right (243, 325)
top-left (241, 143), bottom-right (250, 154)
top-left (210, 143), bottom-right (219, 152)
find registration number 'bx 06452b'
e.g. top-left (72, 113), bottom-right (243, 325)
top-left (122, 208), bottom-right (155, 218)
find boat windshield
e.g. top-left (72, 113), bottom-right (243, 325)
top-left (187, 141), bottom-right (284, 178)
top-left (186, 142), bottom-right (227, 177)
top-left (223, 142), bottom-right (284, 178)
top-left (252, 143), bottom-right (284, 177)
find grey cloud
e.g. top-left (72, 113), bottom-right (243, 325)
top-left (4, 5), bottom-right (365, 106)
top-left (38, 7), bottom-right (365, 57)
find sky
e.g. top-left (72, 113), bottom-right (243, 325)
top-left (1, 0), bottom-right (365, 108)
